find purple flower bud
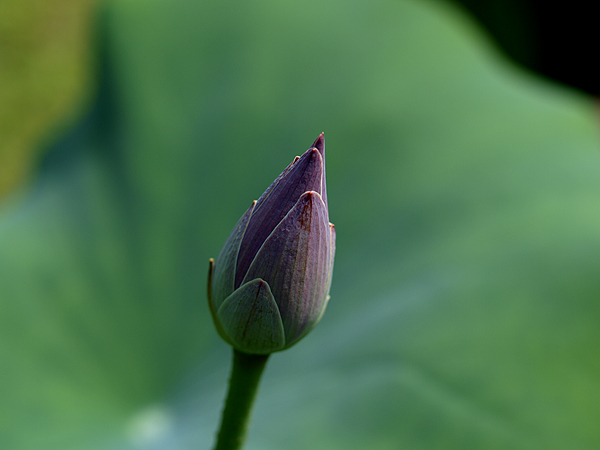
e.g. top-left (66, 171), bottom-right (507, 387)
top-left (208, 134), bottom-right (335, 354)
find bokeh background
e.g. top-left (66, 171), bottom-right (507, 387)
top-left (2, 0), bottom-right (600, 449)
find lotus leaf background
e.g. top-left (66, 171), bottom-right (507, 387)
top-left (1, 0), bottom-right (600, 449)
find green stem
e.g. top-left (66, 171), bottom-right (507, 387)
top-left (213, 349), bottom-right (270, 450)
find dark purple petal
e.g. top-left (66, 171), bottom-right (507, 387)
top-left (254, 156), bottom-right (300, 211)
top-left (242, 191), bottom-right (331, 343)
top-left (235, 147), bottom-right (324, 288)
top-left (283, 221), bottom-right (335, 348)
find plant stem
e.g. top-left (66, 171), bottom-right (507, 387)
top-left (213, 349), bottom-right (270, 450)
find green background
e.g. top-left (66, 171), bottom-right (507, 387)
top-left (1, 0), bottom-right (600, 449)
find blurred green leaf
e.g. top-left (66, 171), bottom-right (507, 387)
top-left (1, 0), bottom-right (600, 449)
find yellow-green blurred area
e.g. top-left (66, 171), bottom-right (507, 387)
top-left (1, 1), bottom-right (600, 449)
top-left (0, 0), bottom-right (97, 197)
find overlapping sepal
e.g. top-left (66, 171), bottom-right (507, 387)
top-left (217, 278), bottom-right (285, 354)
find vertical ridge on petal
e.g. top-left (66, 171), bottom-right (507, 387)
top-left (235, 148), bottom-right (324, 288)
top-left (242, 191), bottom-right (330, 345)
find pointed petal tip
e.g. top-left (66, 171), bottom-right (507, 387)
top-left (310, 133), bottom-right (327, 208)
top-left (299, 148), bottom-right (324, 183)
top-left (311, 133), bottom-right (325, 153)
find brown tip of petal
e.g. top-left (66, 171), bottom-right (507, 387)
top-left (303, 190), bottom-right (322, 202)
top-left (309, 147), bottom-right (321, 160)
top-left (255, 278), bottom-right (269, 291)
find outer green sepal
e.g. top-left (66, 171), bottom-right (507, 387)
top-left (217, 278), bottom-right (285, 354)
top-left (208, 259), bottom-right (234, 347)
top-left (212, 201), bottom-right (256, 311)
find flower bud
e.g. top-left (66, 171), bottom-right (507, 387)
top-left (208, 134), bottom-right (335, 354)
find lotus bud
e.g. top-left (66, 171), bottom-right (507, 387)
top-left (208, 134), bottom-right (335, 354)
